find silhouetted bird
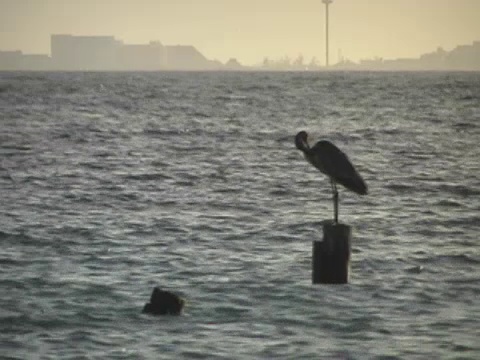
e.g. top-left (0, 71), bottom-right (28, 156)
top-left (295, 130), bottom-right (367, 223)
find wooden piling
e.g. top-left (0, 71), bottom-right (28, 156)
top-left (312, 222), bottom-right (351, 284)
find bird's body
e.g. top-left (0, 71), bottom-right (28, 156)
top-left (295, 130), bottom-right (367, 222)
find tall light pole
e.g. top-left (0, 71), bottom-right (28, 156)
top-left (322, 0), bottom-right (333, 67)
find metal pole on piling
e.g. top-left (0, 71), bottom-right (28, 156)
top-left (312, 221), bottom-right (351, 284)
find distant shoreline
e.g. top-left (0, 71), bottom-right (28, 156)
top-left (1, 35), bottom-right (479, 72)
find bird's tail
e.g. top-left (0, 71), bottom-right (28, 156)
top-left (337, 174), bottom-right (368, 195)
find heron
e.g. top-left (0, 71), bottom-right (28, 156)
top-left (295, 130), bottom-right (367, 223)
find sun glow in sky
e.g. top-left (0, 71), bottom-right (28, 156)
top-left (1, 0), bottom-right (479, 65)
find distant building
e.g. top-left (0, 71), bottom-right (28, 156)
top-left (446, 41), bottom-right (480, 70)
top-left (359, 57), bottom-right (384, 68)
top-left (51, 34), bottom-right (122, 70)
top-left (0, 51), bottom-right (51, 70)
top-left (417, 47), bottom-right (447, 70)
top-left (118, 41), bottom-right (165, 71)
top-left (21, 54), bottom-right (52, 70)
top-left (339, 41), bottom-right (480, 71)
top-left (0, 51), bottom-right (23, 70)
top-left (225, 58), bottom-right (243, 70)
top-left (48, 35), bottom-right (219, 71)
top-left (165, 45), bottom-right (217, 70)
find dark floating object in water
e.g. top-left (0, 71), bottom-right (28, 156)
top-left (142, 287), bottom-right (185, 315)
top-left (295, 130), bottom-right (368, 223)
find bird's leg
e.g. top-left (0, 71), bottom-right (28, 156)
top-left (330, 180), bottom-right (339, 224)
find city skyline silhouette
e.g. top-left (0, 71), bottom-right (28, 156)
top-left (1, 32), bottom-right (478, 71)
top-left (1, 0), bottom-right (479, 66)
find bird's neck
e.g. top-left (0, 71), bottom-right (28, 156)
top-left (300, 143), bottom-right (311, 154)
top-left (296, 140), bottom-right (310, 153)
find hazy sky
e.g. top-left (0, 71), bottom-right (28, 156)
top-left (1, 0), bottom-right (479, 65)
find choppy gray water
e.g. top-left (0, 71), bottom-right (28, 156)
top-left (1, 71), bottom-right (479, 359)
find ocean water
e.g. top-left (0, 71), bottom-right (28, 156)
top-left (0, 71), bottom-right (479, 359)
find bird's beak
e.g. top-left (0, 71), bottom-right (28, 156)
top-left (300, 138), bottom-right (309, 151)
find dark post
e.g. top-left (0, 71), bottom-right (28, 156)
top-left (142, 287), bottom-right (185, 315)
top-left (312, 222), bottom-right (351, 284)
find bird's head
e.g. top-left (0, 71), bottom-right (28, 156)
top-left (295, 131), bottom-right (309, 151)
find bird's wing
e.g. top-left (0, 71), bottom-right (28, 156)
top-left (310, 140), bottom-right (368, 195)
